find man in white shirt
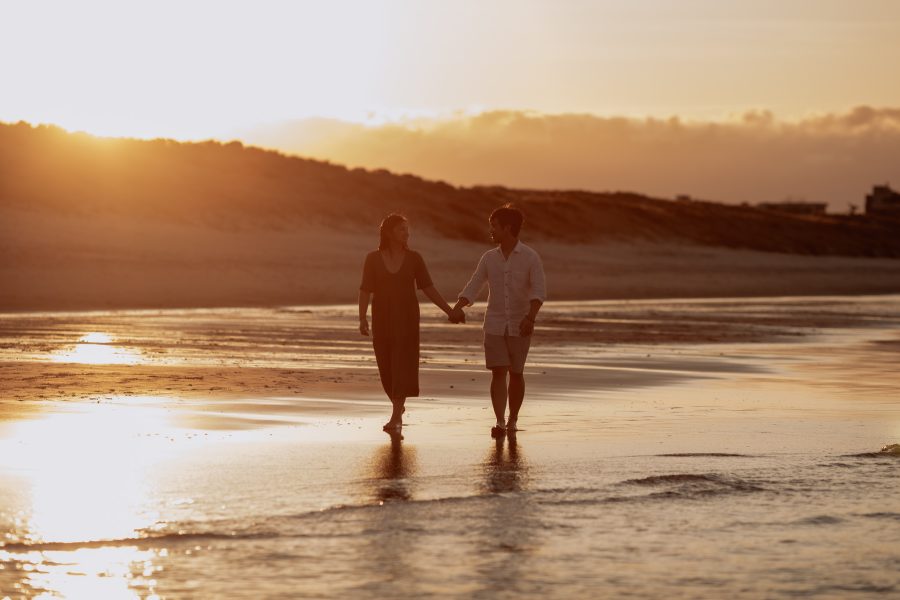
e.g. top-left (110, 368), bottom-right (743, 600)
top-left (451, 205), bottom-right (546, 437)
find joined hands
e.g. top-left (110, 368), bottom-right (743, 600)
top-left (448, 306), bottom-right (466, 324)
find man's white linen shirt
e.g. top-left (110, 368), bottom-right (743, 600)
top-left (458, 241), bottom-right (546, 337)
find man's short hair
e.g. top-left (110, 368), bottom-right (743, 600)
top-left (490, 204), bottom-right (524, 236)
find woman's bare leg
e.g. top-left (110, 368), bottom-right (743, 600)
top-left (384, 397), bottom-right (406, 429)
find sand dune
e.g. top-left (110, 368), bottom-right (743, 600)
top-left (2, 121), bottom-right (900, 311)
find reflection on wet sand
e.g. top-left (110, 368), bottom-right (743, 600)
top-left (352, 432), bottom-right (421, 596)
top-left (49, 331), bottom-right (145, 365)
top-left (368, 431), bottom-right (418, 504)
top-left (0, 405), bottom-right (173, 598)
top-left (482, 433), bottom-right (529, 494)
top-left (0, 296), bottom-right (896, 597)
top-left (1, 546), bottom-right (161, 599)
top-left (475, 434), bottom-right (541, 596)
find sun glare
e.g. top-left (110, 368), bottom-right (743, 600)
top-left (50, 332), bottom-right (145, 365)
top-left (20, 546), bottom-right (162, 600)
top-left (0, 403), bottom-right (183, 598)
top-left (5, 405), bottom-right (173, 544)
top-left (80, 332), bottom-right (113, 344)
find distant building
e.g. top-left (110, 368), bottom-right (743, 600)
top-left (757, 201), bottom-right (827, 215)
top-left (865, 184), bottom-right (900, 216)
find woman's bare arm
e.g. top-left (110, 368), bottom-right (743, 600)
top-left (358, 290), bottom-right (371, 335)
top-left (421, 285), bottom-right (460, 321)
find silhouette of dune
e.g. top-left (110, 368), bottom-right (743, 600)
top-left (2, 121), bottom-right (900, 311)
top-left (4, 121), bottom-right (900, 250)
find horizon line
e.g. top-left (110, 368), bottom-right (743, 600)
top-left (5, 103), bottom-right (900, 144)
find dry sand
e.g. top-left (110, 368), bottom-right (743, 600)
top-left (3, 205), bottom-right (900, 312)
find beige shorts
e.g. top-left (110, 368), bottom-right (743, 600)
top-left (484, 330), bottom-right (532, 373)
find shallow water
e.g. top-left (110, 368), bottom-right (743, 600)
top-left (1, 419), bottom-right (898, 599)
top-left (1, 296), bottom-right (899, 598)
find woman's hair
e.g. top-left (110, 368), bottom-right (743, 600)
top-left (379, 213), bottom-right (409, 250)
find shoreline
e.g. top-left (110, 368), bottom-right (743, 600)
top-left (3, 288), bottom-right (900, 316)
top-left (3, 294), bottom-right (899, 425)
top-left (2, 296), bottom-right (898, 598)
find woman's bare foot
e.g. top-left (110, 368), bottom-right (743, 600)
top-left (384, 400), bottom-right (405, 431)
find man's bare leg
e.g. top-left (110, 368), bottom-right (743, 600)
top-left (507, 372), bottom-right (524, 431)
top-left (490, 367), bottom-right (509, 426)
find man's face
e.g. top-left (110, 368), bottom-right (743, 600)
top-left (489, 218), bottom-right (508, 244)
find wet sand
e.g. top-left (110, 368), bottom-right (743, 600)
top-left (1, 296), bottom-right (899, 598)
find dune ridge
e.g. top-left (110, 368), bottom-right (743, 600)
top-left (2, 121), bottom-right (900, 311)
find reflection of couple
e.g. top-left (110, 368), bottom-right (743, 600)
top-left (358, 204), bottom-right (547, 434)
top-left (370, 430), bottom-right (527, 500)
top-left (370, 431), bottom-right (417, 502)
top-left (483, 434), bottom-right (527, 494)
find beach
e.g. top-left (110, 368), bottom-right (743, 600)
top-left (4, 3), bottom-right (900, 598)
top-left (1, 295), bottom-right (899, 598)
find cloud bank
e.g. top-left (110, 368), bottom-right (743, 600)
top-left (243, 107), bottom-right (900, 211)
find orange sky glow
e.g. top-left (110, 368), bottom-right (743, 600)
top-left (2, 0), bottom-right (899, 139)
top-left (3, 1), bottom-right (899, 207)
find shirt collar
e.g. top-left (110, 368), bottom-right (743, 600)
top-left (494, 240), bottom-right (521, 254)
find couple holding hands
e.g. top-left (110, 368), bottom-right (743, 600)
top-left (358, 204), bottom-right (547, 435)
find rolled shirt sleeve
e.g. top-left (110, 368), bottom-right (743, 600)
top-left (529, 251), bottom-right (547, 303)
top-left (459, 253), bottom-right (489, 303)
top-left (460, 241), bottom-right (546, 336)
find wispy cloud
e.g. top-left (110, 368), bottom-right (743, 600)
top-left (242, 107), bottom-right (900, 211)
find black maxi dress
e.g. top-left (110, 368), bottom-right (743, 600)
top-left (360, 250), bottom-right (433, 399)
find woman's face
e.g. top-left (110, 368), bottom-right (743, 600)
top-left (391, 221), bottom-right (410, 246)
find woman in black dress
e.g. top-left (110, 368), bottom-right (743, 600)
top-left (358, 214), bottom-right (460, 431)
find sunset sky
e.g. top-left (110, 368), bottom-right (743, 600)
top-left (3, 1), bottom-right (899, 207)
top-left (3, 0), bottom-right (899, 138)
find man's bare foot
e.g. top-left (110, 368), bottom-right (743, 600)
top-left (383, 420), bottom-right (402, 431)
top-left (506, 418), bottom-right (518, 432)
